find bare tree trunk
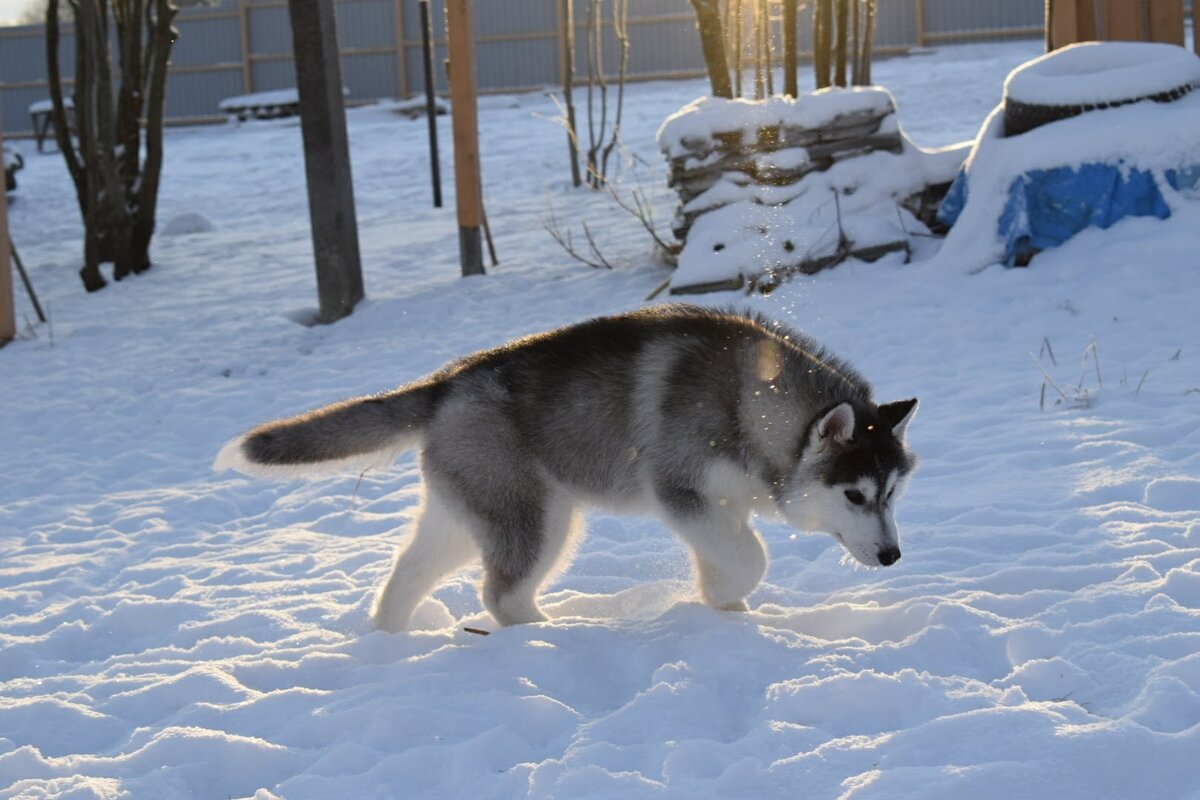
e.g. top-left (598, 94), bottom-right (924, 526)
top-left (599, 0), bottom-right (629, 181)
top-left (591, 0), bottom-right (608, 188)
top-left (814, 0), bottom-right (832, 89)
top-left (732, 0), bottom-right (743, 96)
top-left (45, 0), bottom-right (89, 231)
top-left (753, 0), bottom-right (763, 98)
top-left (561, 0), bottom-right (581, 187)
top-left (782, 0), bottom-right (798, 97)
top-left (131, 0), bottom-right (177, 272)
top-left (584, 0), bottom-right (599, 185)
top-left (45, 0), bottom-right (178, 292)
top-left (851, 0), bottom-right (861, 84)
top-left (859, 0), bottom-right (874, 85)
top-left (690, 0), bottom-right (733, 98)
top-left (834, 0), bottom-right (848, 86)
top-left (761, 0), bottom-right (773, 96)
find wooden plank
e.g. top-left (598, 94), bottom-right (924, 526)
top-left (1105, 0), bottom-right (1146, 40)
top-left (1147, 0), bottom-right (1184, 44)
top-left (446, 0), bottom-right (484, 276)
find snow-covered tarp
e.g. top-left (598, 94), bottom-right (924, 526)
top-left (933, 91), bottom-right (1200, 271)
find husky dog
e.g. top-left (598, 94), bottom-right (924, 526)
top-left (216, 305), bottom-right (917, 631)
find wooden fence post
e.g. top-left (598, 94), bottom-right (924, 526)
top-left (288, 0), bottom-right (366, 322)
top-left (446, 0), bottom-right (485, 276)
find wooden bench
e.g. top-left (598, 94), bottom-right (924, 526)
top-left (219, 88), bottom-right (302, 122)
top-left (29, 97), bottom-right (73, 153)
top-left (218, 87), bottom-right (353, 122)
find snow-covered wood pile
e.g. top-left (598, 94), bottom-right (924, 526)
top-left (657, 88), bottom-right (963, 294)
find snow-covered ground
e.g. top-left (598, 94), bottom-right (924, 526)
top-left (3, 38), bottom-right (1200, 799)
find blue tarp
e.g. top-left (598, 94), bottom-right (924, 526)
top-left (938, 161), bottom-right (1197, 266)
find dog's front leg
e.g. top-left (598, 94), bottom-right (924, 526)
top-left (669, 509), bottom-right (768, 611)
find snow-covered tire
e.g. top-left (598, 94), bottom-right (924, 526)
top-left (1003, 41), bottom-right (1200, 136)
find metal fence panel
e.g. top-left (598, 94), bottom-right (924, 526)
top-left (343, 51), bottom-right (401, 98)
top-left (165, 69), bottom-right (245, 117)
top-left (250, 57), bottom-right (298, 92)
top-left (338, 0), bottom-right (396, 50)
top-left (2, 0), bottom-right (1049, 136)
top-left (923, 0), bottom-right (1043, 39)
top-left (248, 5), bottom-right (293, 54)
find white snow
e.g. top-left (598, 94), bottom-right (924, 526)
top-left (1004, 41), bottom-right (1200, 106)
top-left (4, 39), bottom-right (1200, 800)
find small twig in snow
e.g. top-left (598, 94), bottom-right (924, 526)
top-left (1030, 353), bottom-right (1070, 403)
top-left (1041, 337), bottom-right (1057, 366)
top-left (1135, 370), bottom-right (1149, 394)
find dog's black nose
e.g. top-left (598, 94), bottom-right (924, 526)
top-left (877, 545), bottom-right (901, 566)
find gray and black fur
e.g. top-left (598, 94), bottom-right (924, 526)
top-left (216, 304), bottom-right (919, 630)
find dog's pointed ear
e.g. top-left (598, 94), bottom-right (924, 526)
top-left (816, 402), bottom-right (856, 444)
top-left (879, 398), bottom-right (918, 441)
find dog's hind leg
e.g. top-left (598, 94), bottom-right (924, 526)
top-left (479, 492), bottom-right (582, 627)
top-left (371, 481), bottom-right (478, 633)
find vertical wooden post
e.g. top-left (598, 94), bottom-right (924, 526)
top-left (238, 0), bottom-right (253, 93)
top-left (783, 0), bottom-right (797, 96)
top-left (394, 0), bottom-right (408, 97)
top-left (0, 121), bottom-right (14, 346)
top-left (1105, 0), bottom-right (1145, 40)
top-left (445, 0), bottom-right (485, 276)
top-left (288, 0), bottom-right (366, 322)
top-left (1146, 0), bottom-right (1184, 45)
top-left (1048, 0), bottom-right (1100, 49)
top-left (915, 0), bottom-right (926, 47)
top-left (1194, 0), bottom-right (1200, 54)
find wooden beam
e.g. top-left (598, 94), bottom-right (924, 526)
top-left (445, 0), bottom-right (484, 276)
top-left (288, 0), bottom-right (366, 322)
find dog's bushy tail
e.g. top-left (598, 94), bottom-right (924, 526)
top-left (214, 380), bottom-right (443, 479)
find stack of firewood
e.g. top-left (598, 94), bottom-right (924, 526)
top-left (665, 103), bottom-right (902, 241)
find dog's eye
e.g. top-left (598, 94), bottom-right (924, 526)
top-left (844, 489), bottom-right (866, 506)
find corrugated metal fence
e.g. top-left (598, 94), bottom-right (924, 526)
top-left (0, 0), bottom-right (1044, 137)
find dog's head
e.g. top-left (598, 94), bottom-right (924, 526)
top-left (780, 398), bottom-right (918, 567)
